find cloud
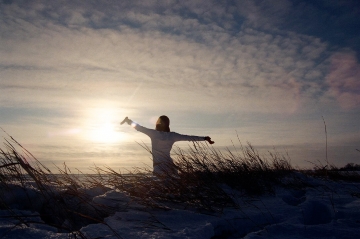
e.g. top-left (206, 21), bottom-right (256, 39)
top-left (1, 0), bottom-right (359, 171)
top-left (235, 0), bottom-right (293, 29)
top-left (0, 0), bottom-right (349, 115)
top-left (325, 51), bottom-right (360, 109)
top-left (235, 0), bottom-right (360, 59)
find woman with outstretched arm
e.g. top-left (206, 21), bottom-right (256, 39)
top-left (121, 115), bottom-right (214, 175)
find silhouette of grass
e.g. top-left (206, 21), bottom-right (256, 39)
top-left (2, 133), bottom-right (358, 238)
top-left (0, 136), bottom-right (122, 238)
top-left (93, 141), bottom-right (294, 212)
top-left (305, 163), bottom-right (360, 182)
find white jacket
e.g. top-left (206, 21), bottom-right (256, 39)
top-left (133, 123), bottom-right (205, 174)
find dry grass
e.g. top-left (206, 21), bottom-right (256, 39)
top-left (91, 141), bottom-right (294, 213)
top-left (0, 136), bottom-right (121, 238)
top-left (305, 163), bottom-right (360, 182)
top-left (7, 133), bottom-right (359, 238)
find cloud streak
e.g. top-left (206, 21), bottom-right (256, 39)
top-left (326, 51), bottom-right (360, 109)
top-left (1, 0), bottom-right (357, 115)
top-left (0, 0), bottom-right (359, 170)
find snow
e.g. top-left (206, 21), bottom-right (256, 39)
top-left (1, 174), bottom-right (360, 238)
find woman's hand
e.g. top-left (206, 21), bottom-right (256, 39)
top-left (120, 117), bottom-right (132, 125)
top-left (205, 136), bottom-right (214, 144)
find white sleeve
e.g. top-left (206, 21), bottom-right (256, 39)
top-left (173, 132), bottom-right (205, 142)
top-left (133, 124), bottom-right (157, 138)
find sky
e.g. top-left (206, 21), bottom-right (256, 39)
top-left (0, 0), bottom-right (359, 172)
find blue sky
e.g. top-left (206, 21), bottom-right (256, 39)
top-left (0, 0), bottom-right (359, 171)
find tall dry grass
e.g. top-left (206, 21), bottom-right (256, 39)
top-left (2, 126), bottom-right (360, 238)
top-left (0, 136), bottom-right (121, 238)
top-left (0, 134), bottom-right (309, 238)
top-left (91, 141), bottom-right (294, 212)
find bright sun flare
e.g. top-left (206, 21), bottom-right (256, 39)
top-left (84, 107), bottom-right (125, 143)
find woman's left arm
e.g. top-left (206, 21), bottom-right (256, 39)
top-left (120, 117), bottom-right (132, 125)
top-left (120, 117), bottom-right (157, 138)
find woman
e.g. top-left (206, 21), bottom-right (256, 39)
top-left (121, 115), bottom-right (214, 175)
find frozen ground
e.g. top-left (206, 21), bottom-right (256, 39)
top-left (1, 173), bottom-right (360, 239)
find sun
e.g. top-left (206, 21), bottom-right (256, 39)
top-left (84, 107), bottom-right (125, 143)
top-left (89, 121), bottom-right (120, 143)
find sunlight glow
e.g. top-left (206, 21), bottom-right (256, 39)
top-left (84, 107), bottom-right (126, 143)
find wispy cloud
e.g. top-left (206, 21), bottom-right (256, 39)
top-left (1, 0), bottom-right (353, 116)
top-left (325, 51), bottom-right (360, 109)
top-left (1, 0), bottom-right (359, 170)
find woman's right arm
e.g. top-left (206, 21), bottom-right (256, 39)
top-left (204, 136), bottom-right (215, 144)
top-left (174, 133), bottom-right (215, 144)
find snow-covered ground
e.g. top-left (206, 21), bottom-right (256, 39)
top-left (1, 173), bottom-right (360, 239)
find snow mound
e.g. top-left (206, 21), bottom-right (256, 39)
top-left (302, 200), bottom-right (334, 225)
